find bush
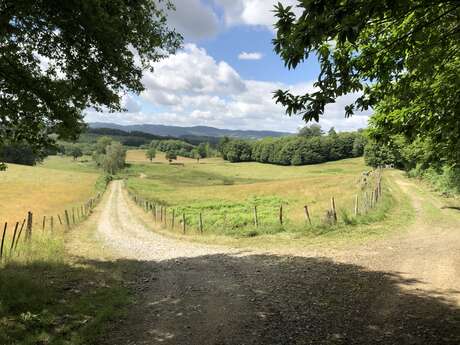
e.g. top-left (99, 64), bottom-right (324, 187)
top-left (101, 142), bottom-right (126, 174)
top-left (0, 142), bottom-right (44, 166)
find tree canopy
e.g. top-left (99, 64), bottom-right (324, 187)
top-left (273, 1), bottom-right (460, 165)
top-left (0, 0), bottom-right (181, 155)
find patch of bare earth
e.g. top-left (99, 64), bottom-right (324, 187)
top-left (94, 179), bottom-right (460, 345)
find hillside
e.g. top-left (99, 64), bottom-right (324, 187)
top-left (88, 122), bottom-right (292, 140)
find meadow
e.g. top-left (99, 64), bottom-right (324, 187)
top-left (0, 156), bottom-right (105, 259)
top-left (123, 150), bottom-right (392, 237)
top-left (0, 157), bottom-right (129, 345)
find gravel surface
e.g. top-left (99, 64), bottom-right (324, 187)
top-left (96, 181), bottom-right (237, 260)
top-left (95, 179), bottom-right (460, 345)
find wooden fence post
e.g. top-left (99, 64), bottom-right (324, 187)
top-left (370, 191), bottom-right (375, 208)
top-left (26, 212), bottom-right (33, 241)
top-left (0, 223), bottom-right (7, 259)
top-left (253, 206), bottom-right (259, 227)
top-left (160, 206), bottom-right (163, 222)
top-left (14, 219), bottom-right (26, 250)
top-left (279, 205), bottom-right (283, 225)
top-left (42, 215), bottom-right (46, 231)
top-left (153, 205), bottom-right (157, 222)
top-left (50, 216), bottom-right (54, 233)
top-left (72, 208), bottom-right (76, 224)
top-left (199, 213), bottom-right (203, 234)
top-left (58, 214), bottom-right (63, 226)
top-left (331, 197), bottom-right (337, 223)
top-left (171, 209), bottom-right (175, 229)
top-left (163, 207), bottom-right (167, 227)
top-left (304, 205), bottom-right (312, 225)
top-left (10, 222), bottom-right (19, 254)
top-left (182, 213), bottom-right (186, 234)
top-left (64, 210), bottom-right (70, 230)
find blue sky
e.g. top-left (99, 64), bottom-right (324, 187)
top-left (85, 0), bottom-right (370, 133)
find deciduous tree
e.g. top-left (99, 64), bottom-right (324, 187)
top-left (273, 1), bottom-right (460, 165)
top-left (0, 0), bottom-right (181, 155)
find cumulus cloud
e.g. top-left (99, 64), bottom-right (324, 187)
top-left (238, 51), bottom-right (263, 60)
top-left (214, 0), bottom-right (300, 29)
top-left (86, 44), bottom-right (370, 132)
top-left (166, 0), bottom-right (220, 40)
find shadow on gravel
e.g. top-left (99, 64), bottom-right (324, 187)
top-left (2, 254), bottom-right (460, 345)
top-left (92, 254), bottom-right (460, 345)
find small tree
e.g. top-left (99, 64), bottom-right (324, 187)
top-left (197, 143), bottom-right (208, 159)
top-left (95, 136), bottom-right (112, 155)
top-left (67, 145), bottom-right (83, 160)
top-left (192, 148), bottom-right (200, 163)
top-left (145, 147), bottom-right (156, 162)
top-left (165, 151), bottom-right (177, 164)
top-left (102, 142), bottom-right (126, 174)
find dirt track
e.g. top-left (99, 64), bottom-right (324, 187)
top-left (94, 177), bottom-right (460, 344)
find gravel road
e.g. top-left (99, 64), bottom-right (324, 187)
top-left (94, 179), bottom-right (460, 345)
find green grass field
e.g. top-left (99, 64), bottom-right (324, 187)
top-left (123, 152), bottom-right (395, 237)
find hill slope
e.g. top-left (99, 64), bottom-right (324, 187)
top-left (88, 122), bottom-right (292, 140)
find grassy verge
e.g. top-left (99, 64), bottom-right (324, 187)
top-left (0, 157), bottom-right (129, 345)
top-left (0, 231), bottom-right (130, 345)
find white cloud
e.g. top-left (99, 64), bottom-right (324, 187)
top-left (85, 44), bottom-right (370, 132)
top-left (238, 51), bottom-right (263, 60)
top-left (166, 0), bottom-right (219, 40)
top-left (214, 0), bottom-right (300, 29)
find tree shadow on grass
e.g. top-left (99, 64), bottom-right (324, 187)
top-left (2, 254), bottom-right (460, 345)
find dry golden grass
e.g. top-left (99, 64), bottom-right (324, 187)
top-left (0, 163), bottom-right (99, 234)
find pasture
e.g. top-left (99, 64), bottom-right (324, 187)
top-left (0, 159), bottom-right (103, 260)
top-left (123, 151), bottom-right (392, 237)
top-left (0, 161), bottom-right (101, 225)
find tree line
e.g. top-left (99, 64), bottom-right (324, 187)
top-left (219, 125), bottom-right (366, 165)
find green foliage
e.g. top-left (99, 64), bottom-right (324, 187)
top-left (165, 150), bottom-right (178, 162)
top-left (221, 140), bottom-right (253, 163)
top-left (408, 165), bottom-right (460, 196)
top-left (65, 144), bottom-right (83, 160)
top-left (273, 1), bottom-right (460, 168)
top-left (145, 146), bottom-right (156, 162)
top-left (365, 135), bottom-right (460, 195)
top-left (196, 142), bottom-right (209, 158)
top-left (298, 124), bottom-right (323, 137)
top-left (95, 136), bottom-right (113, 155)
top-left (222, 130), bottom-right (366, 165)
top-left (1, 0), bottom-right (181, 153)
top-left (0, 141), bottom-right (45, 166)
top-left (101, 142), bottom-right (126, 174)
top-left (156, 140), bottom-right (195, 158)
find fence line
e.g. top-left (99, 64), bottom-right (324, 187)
top-left (128, 169), bottom-right (385, 236)
top-left (0, 191), bottom-right (104, 263)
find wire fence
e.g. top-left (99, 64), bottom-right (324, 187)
top-left (128, 169), bottom-right (385, 236)
top-left (0, 192), bottom-right (103, 263)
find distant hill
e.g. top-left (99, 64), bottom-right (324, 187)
top-left (80, 127), bottom-right (223, 148)
top-left (88, 122), bottom-right (292, 140)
